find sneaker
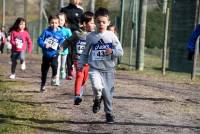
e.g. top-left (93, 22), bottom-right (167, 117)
top-left (51, 78), bottom-right (59, 86)
top-left (106, 113), bottom-right (115, 124)
top-left (40, 85), bottom-right (46, 92)
top-left (9, 74), bottom-right (15, 79)
top-left (74, 96), bottom-right (82, 105)
top-left (66, 76), bottom-right (73, 80)
top-left (92, 98), bottom-right (102, 113)
top-left (21, 62), bottom-right (26, 70)
top-left (54, 79), bottom-right (60, 86)
top-left (61, 71), bottom-right (66, 79)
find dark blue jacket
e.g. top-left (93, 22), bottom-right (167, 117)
top-left (188, 24), bottom-right (200, 53)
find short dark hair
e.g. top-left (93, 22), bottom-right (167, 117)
top-left (48, 14), bottom-right (59, 24)
top-left (95, 7), bottom-right (109, 18)
top-left (81, 11), bottom-right (94, 24)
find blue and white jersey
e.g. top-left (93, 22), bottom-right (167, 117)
top-left (38, 27), bottom-right (65, 58)
top-left (79, 30), bottom-right (123, 71)
top-left (91, 38), bottom-right (113, 61)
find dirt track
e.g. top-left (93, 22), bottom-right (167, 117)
top-left (0, 53), bottom-right (200, 134)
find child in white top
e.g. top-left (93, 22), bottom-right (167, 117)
top-left (79, 7), bottom-right (123, 123)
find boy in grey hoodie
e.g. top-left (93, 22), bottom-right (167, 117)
top-left (78, 7), bottom-right (123, 123)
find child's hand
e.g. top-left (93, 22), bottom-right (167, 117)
top-left (105, 48), bottom-right (113, 55)
top-left (45, 44), bottom-right (50, 48)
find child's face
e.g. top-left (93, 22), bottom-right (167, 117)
top-left (85, 18), bottom-right (95, 32)
top-left (19, 21), bottom-right (25, 31)
top-left (58, 15), bottom-right (66, 27)
top-left (95, 16), bottom-right (110, 33)
top-left (50, 19), bottom-right (59, 30)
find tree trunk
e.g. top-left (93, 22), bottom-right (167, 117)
top-left (136, 0), bottom-right (148, 71)
top-left (88, 0), bottom-right (95, 12)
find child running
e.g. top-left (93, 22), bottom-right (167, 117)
top-left (62, 11), bottom-right (95, 105)
top-left (9, 17), bottom-right (32, 79)
top-left (38, 15), bottom-right (65, 92)
top-left (78, 7), bottom-right (123, 123)
top-left (0, 26), bottom-right (7, 54)
top-left (54, 13), bottom-right (72, 86)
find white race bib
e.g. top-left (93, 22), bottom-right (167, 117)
top-left (44, 37), bottom-right (59, 50)
top-left (76, 40), bottom-right (86, 54)
top-left (15, 38), bottom-right (23, 49)
top-left (92, 50), bottom-right (106, 60)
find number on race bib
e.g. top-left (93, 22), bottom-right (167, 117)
top-left (44, 37), bottom-right (59, 50)
top-left (97, 50), bottom-right (105, 57)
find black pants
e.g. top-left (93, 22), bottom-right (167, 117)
top-left (41, 55), bottom-right (58, 86)
top-left (67, 53), bottom-right (73, 76)
top-left (0, 43), bottom-right (5, 53)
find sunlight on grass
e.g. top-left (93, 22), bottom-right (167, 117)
top-left (0, 76), bottom-right (65, 134)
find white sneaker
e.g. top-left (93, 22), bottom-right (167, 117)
top-left (9, 74), bottom-right (15, 79)
top-left (51, 78), bottom-right (60, 86)
top-left (21, 62), bottom-right (26, 70)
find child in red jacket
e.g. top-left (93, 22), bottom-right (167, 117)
top-left (9, 17), bottom-right (32, 79)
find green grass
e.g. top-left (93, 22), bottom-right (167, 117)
top-left (117, 50), bottom-right (200, 84)
top-left (0, 75), bottom-right (66, 134)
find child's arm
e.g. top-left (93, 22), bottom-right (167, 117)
top-left (188, 25), bottom-right (200, 52)
top-left (111, 33), bottom-right (123, 57)
top-left (37, 30), bottom-right (47, 49)
top-left (62, 31), bottom-right (78, 49)
top-left (187, 24), bottom-right (200, 60)
top-left (26, 32), bottom-right (33, 53)
top-left (10, 32), bottom-right (16, 47)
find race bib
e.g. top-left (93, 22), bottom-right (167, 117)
top-left (92, 50), bottom-right (106, 60)
top-left (92, 42), bottom-right (112, 61)
top-left (76, 39), bottom-right (86, 54)
top-left (44, 37), bottom-right (59, 50)
top-left (15, 38), bottom-right (23, 49)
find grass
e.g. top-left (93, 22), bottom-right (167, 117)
top-left (0, 75), bottom-right (65, 134)
top-left (117, 51), bottom-right (200, 85)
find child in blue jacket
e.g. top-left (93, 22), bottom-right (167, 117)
top-left (38, 15), bottom-right (65, 92)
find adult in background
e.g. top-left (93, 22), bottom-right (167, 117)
top-left (60, 0), bottom-right (84, 80)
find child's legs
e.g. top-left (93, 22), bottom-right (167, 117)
top-left (74, 69), bottom-right (84, 96)
top-left (89, 69), bottom-right (104, 99)
top-left (11, 52), bottom-right (19, 74)
top-left (0, 43), bottom-right (4, 53)
top-left (56, 55), bottom-right (61, 80)
top-left (51, 56), bottom-right (58, 78)
top-left (41, 56), bottom-right (50, 86)
top-left (101, 71), bottom-right (115, 115)
top-left (82, 64), bottom-right (89, 86)
top-left (61, 55), bottom-right (67, 72)
top-left (19, 51), bottom-right (25, 64)
top-left (67, 54), bottom-right (73, 76)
